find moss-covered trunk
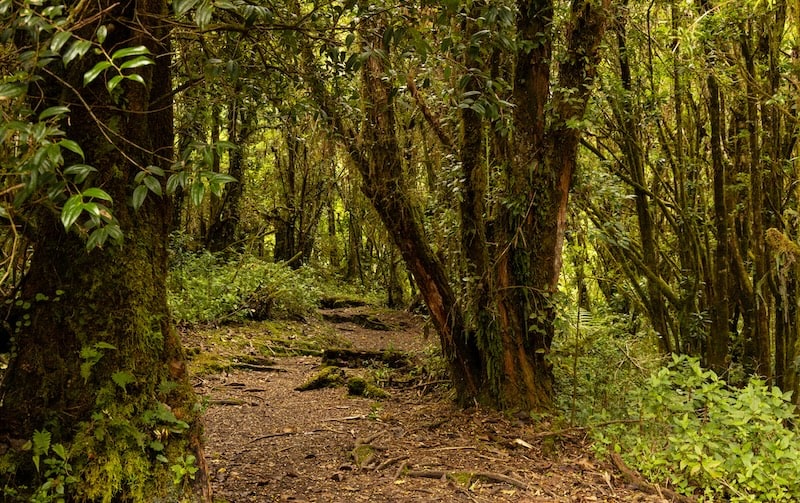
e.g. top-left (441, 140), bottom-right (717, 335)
top-left (0, 0), bottom-right (209, 500)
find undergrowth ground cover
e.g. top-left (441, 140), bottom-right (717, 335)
top-left (168, 250), bottom-right (800, 503)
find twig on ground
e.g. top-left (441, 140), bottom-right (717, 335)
top-left (323, 414), bottom-right (365, 421)
top-left (610, 452), bottom-right (696, 503)
top-left (247, 431), bottom-right (296, 443)
top-left (375, 455), bottom-right (409, 471)
top-left (230, 362), bottom-right (287, 372)
top-left (405, 469), bottom-right (529, 490)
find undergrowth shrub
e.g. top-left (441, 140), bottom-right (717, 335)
top-left (551, 308), bottom-right (656, 423)
top-left (168, 251), bottom-right (319, 324)
top-left (596, 355), bottom-right (800, 502)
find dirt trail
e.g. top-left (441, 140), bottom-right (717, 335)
top-left (193, 307), bottom-right (669, 502)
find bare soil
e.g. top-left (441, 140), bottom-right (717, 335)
top-left (188, 307), bottom-right (673, 503)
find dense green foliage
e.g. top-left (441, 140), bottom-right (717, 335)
top-left (596, 356), bottom-right (800, 502)
top-left (168, 245), bottom-right (320, 324)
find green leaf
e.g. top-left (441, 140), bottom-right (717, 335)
top-left (64, 164), bottom-right (97, 183)
top-left (111, 370), bottom-right (136, 391)
top-left (119, 55), bottom-right (153, 70)
top-left (194, 0), bottom-right (213, 27)
top-left (50, 31), bottom-right (72, 52)
top-left (173, 0), bottom-right (200, 17)
top-left (95, 342), bottom-right (117, 350)
top-left (58, 139), bottom-right (84, 159)
top-left (83, 60), bottom-right (112, 86)
top-left (111, 45), bottom-right (150, 61)
top-left (146, 165), bottom-right (165, 177)
top-left (61, 195), bottom-right (83, 229)
top-left (83, 187), bottom-right (112, 201)
top-left (189, 181), bottom-right (205, 207)
top-left (96, 25), bottom-right (108, 44)
top-left (86, 227), bottom-right (107, 249)
top-left (51, 443), bottom-right (67, 460)
top-left (211, 173), bottom-right (237, 185)
top-left (126, 74), bottom-right (146, 86)
top-left (132, 185), bottom-right (148, 210)
top-left (166, 171), bottom-right (188, 195)
top-left (0, 82), bottom-right (26, 99)
top-left (32, 430), bottom-right (51, 456)
top-left (143, 175), bottom-right (163, 196)
top-left (63, 39), bottom-right (92, 65)
top-left (107, 75), bottom-right (124, 92)
top-left (38, 106), bottom-right (70, 121)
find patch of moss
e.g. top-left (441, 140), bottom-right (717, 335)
top-left (450, 471), bottom-right (473, 486)
top-left (351, 444), bottom-right (375, 467)
top-left (295, 366), bottom-right (346, 391)
top-left (347, 377), bottom-right (389, 399)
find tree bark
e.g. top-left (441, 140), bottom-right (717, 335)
top-left (0, 1), bottom-right (208, 499)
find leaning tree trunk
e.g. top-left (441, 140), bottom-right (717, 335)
top-left (0, 1), bottom-right (209, 500)
top-left (353, 20), bottom-right (483, 402)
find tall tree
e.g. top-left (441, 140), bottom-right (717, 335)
top-left (0, 0), bottom-right (208, 499)
top-left (304, 0), bottom-right (610, 411)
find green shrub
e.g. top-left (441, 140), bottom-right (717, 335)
top-left (601, 355), bottom-right (800, 502)
top-left (167, 251), bottom-right (319, 324)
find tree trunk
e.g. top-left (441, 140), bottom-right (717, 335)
top-left (0, 1), bottom-right (209, 500)
top-left (207, 98), bottom-right (249, 253)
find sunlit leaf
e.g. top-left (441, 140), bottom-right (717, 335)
top-left (83, 187), bottom-right (112, 201)
top-left (62, 39), bottom-right (92, 65)
top-left (107, 75), bottom-right (124, 92)
top-left (38, 106), bottom-right (69, 121)
top-left (61, 194), bottom-right (83, 230)
top-left (126, 74), bottom-right (146, 86)
top-left (119, 56), bottom-right (153, 70)
top-left (58, 139), bottom-right (84, 159)
top-left (64, 164), bottom-right (97, 183)
top-left (96, 25), bottom-right (108, 44)
top-left (50, 31), bottom-right (72, 52)
top-left (83, 60), bottom-right (112, 86)
top-left (0, 82), bottom-right (27, 100)
top-left (111, 45), bottom-right (150, 61)
top-left (173, 0), bottom-right (200, 18)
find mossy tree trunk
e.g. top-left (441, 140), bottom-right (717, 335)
top-left (305, 0), bottom-right (608, 412)
top-left (0, 0), bottom-right (210, 500)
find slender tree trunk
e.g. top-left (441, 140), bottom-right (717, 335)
top-left (207, 98), bottom-right (249, 253)
top-left (0, 0), bottom-right (208, 499)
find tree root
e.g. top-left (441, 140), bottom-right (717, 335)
top-left (610, 452), bottom-right (697, 503)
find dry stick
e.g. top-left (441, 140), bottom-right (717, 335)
top-left (230, 362), bottom-right (287, 372)
top-left (394, 461), bottom-right (409, 480)
top-left (406, 470), bottom-right (529, 490)
top-left (610, 452), bottom-right (696, 503)
top-left (375, 455), bottom-right (409, 471)
top-left (409, 379), bottom-right (451, 390)
top-left (248, 431), bottom-right (296, 443)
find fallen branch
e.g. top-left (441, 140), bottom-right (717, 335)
top-left (610, 452), bottom-right (696, 503)
top-left (230, 362), bottom-right (287, 372)
top-left (248, 431), bottom-right (296, 443)
top-left (406, 469), bottom-right (529, 490)
top-left (209, 399), bottom-right (253, 406)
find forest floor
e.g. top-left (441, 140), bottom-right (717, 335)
top-left (184, 305), bottom-right (674, 503)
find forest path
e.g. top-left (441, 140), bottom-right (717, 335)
top-left (192, 306), bottom-right (666, 502)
